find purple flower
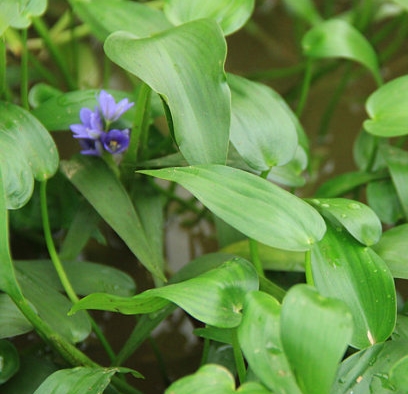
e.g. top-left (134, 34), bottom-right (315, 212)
top-left (98, 90), bottom-right (134, 122)
top-left (100, 129), bottom-right (130, 154)
top-left (70, 107), bottom-right (103, 139)
top-left (78, 138), bottom-right (104, 156)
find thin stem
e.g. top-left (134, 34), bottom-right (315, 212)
top-left (0, 36), bottom-right (6, 99)
top-left (200, 336), bottom-right (210, 366)
top-left (295, 59), bottom-right (313, 118)
top-left (232, 329), bottom-right (246, 385)
top-left (304, 250), bottom-right (314, 286)
top-left (40, 180), bottom-right (116, 362)
top-left (21, 29), bottom-right (29, 110)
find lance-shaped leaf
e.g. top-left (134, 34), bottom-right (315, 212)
top-left (380, 144), bottom-right (408, 220)
top-left (71, 258), bottom-right (259, 328)
top-left (0, 102), bottom-right (59, 209)
top-left (364, 75), bottom-right (408, 137)
top-left (69, 0), bottom-right (172, 41)
top-left (281, 284), bottom-right (353, 394)
top-left (163, 0), bottom-right (255, 36)
top-left (238, 291), bottom-right (302, 393)
top-left (33, 366), bottom-right (142, 394)
top-left (60, 155), bottom-right (165, 281)
top-left (302, 19), bottom-right (381, 85)
top-left (0, 294), bottom-right (33, 338)
top-left (140, 165), bottom-right (326, 251)
top-left (306, 198), bottom-right (382, 246)
top-left (311, 222), bottom-right (396, 349)
top-left (104, 19), bottom-right (230, 165)
top-left (282, 0), bottom-right (322, 25)
top-left (227, 73), bottom-right (298, 172)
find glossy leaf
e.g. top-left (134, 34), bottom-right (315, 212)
top-left (372, 224), bottom-right (408, 279)
top-left (71, 257), bottom-right (259, 328)
top-left (238, 291), bottom-right (302, 393)
top-left (281, 284), bottom-right (353, 394)
top-left (282, 0), bottom-right (322, 25)
top-left (140, 165), bottom-right (326, 251)
top-left (0, 340), bottom-right (19, 384)
top-left (333, 341), bottom-right (408, 394)
top-left (302, 19), bottom-right (381, 84)
top-left (306, 198), bottom-right (382, 246)
top-left (0, 293), bottom-right (33, 338)
top-left (70, 0), bottom-right (172, 41)
top-left (163, 0), bottom-right (255, 35)
top-left (380, 144), bottom-right (408, 220)
top-left (60, 155), bottom-right (165, 281)
top-left (33, 367), bottom-right (141, 394)
top-left (364, 75), bottom-right (408, 137)
top-left (227, 73), bottom-right (298, 171)
top-left (165, 363), bottom-right (270, 394)
top-left (0, 101), bottom-right (59, 209)
top-left (104, 19), bottom-right (230, 165)
top-left (312, 222), bottom-right (396, 349)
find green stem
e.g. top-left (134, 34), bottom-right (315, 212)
top-left (0, 36), bottom-right (6, 100)
top-left (232, 329), bottom-right (246, 385)
top-left (200, 336), bottom-right (210, 366)
top-left (249, 238), bottom-right (264, 278)
top-left (296, 59), bottom-right (313, 118)
top-left (304, 250), bottom-right (314, 286)
top-left (21, 29), bottom-right (29, 110)
top-left (32, 17), bottom-right (77, 90)
top-left (40, 180), bottom-right (116, 362)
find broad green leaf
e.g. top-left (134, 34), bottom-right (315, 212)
top-left (389, 356), bottom-right (408, 390)
top-left (60, 155), bottom-right (165, 281)
top-left (364, 75), bottom-right (408, 137)
top-left (302, 19), bottom-right (381, 85)
top-left (380, 144), bottom-right (408, 220)
top-left (353, 130), bottom-right (385, 172)
top-left (282, 0), bottom-right (322, 25)
top-left (33, 366), bottom-right (141, 394)
top-left (70, 0), bottom-right (172, 41)
top-left (165, 364), bottom-right (270, 394)
top-left (367, 180), bottom-right (404, 225)
top-left (15, 260), bottom-right (136, 297)
top-left (71, 258), bottom-right (259, 328)
top-left (392, 315), bottom-right (408, 341)
top-left (104, 19), bottom-right (230, 165)
top-left (0, 293), bottom-right (33, 338)
top-left (163, 0), bottom-right (255, 35)
top-left (312, 222), bottom-right (396, 349)
top-left (238, 291), bottom-right (302, 393)
top-left (227, 73), bottom-right (298, 171)
top-left (140, 165), bottom-right (326, 251)
top-left (333, 341), bottom-right (408, 394)
top-left (0, 102), bottom-right (59, 209)
top-left (0, 340), bottom-right (19, 384)
top-left (28, 83), bottom-right (62, 109)
top-left (306, 198), bottom-right (382, 246)
top-left (372, 224), bottom-right (408, 279)
top-left (281, 284), bottom-right (353, 394)
top-left (316, 170), bottom-right (387, 197)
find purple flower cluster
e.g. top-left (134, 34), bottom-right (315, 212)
top-left (70, 90), bottom-right (134, 156)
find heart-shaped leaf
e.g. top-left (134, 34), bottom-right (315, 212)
top-left (281, 284), bottom-right (353, 394)
top-left (140, 165), bottom-right (326, 251)
top-left (163, 0), bottom-right (255, 35)
top-left (104, 19), bottom-right (230, 165)
top-left (311, 222), bottom-right (396, 349)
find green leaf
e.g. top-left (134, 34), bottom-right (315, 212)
top-left (282, 0), bottom-right (322, 25)
top-left (333, 341), bottom-right (408, 394)
top-left (306, 198), bottom-right (382, 246)
top-left (364, 75), bottom-right (408, 137)
top-left (104, 19), bottom-right (230, 165)
top-left (0, 101), bottom-right (59, 209)
top-left (392, 314), bottom-right (408, 341)
top-left (71, 257), bottom-right (259, 328)
top-left (372, 224), bottom-right (408, 279)
top-left (60, 155), bottom-right (165, 281)
top-left (70, 0), bottom-right (172, 41)
top-left (311, 222), bottom-right (396, 349)
top-left (0, 293), bottom-right (33, 338)
top-left (380, 144), bottom-right (408, 220)
top-left (0, 0), bottom-right (46, 33)
top-left (302, 19), bottom-right (381, 85)
top-left (238, 291), bottom-right (302, 393)
top-left (227, 73), bottom-right (298, 171)
top-left (0, 340), bottom-right (19, 384)
top-left (389, 356), bottom-right (408, 391)
top-left (165, 363), bottom-right (270, 394)
top-left (163, 0), bottom-right (255, 35)
top-left (140, 165), bottom-right (326, 251)
top-left (33, 366), bottom-right (141, 394)
top-left (281, 284), bottom-right (353, 394)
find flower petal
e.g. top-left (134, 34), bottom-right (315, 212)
top-left (101, 129), bottom-right (130, 154)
